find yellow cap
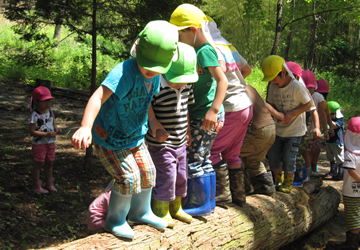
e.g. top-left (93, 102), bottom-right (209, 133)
top-left (261, 55), bottom-right (285, 82)
top-left (170, 4), bottom-right (207, 30)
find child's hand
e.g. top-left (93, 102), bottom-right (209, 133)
top-left (56, 129), bottom-right (63, 135)
top-left (72, 126), bottom-right (92, 150)
top-left (155, 129), bottom-right (170, 143)
top-left (323, 130), bottom-right (330, 141)
top-left (329, 128), bottom-right (335, 137)
top-left (203, 109), bottom-right (217, 131)
top-left (186, 130), bottom-right (192, 147)
top-left (275, 112), bottom-right (285, 123)
top-left (283, 112), bottom-right (295, 125)
top-left (47, 132), bottom-right (57, 138)
top-left (312, 128), bottom-right (322, 138)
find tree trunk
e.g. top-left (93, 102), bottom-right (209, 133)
top-left (47, 178), bottom-right (340, 250)
top-left (304, 2), bottom-right (319, 70)
top-left (270, 0), bottom-right (284, 55)
top-left (53, 24), bottom-right (62, 44)
top-left (284, 26), bottom-right (293, 61)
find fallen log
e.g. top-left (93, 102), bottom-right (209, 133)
top-left (46, 177), bottom-right (340, 250)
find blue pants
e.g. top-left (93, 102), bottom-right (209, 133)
top-left (268, 136), bottom-right (302, 174)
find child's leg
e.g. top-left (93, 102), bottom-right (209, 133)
top-left (267, 136), bottom-right (284, 188)
top-left (44, 144), bottom-right (57, 192)
top-left (32, 161), bottom-right (43, 182)
top-left (31, 144), bottom-right (48, 193)
top-left (332, 145), bottom-right (345, 180)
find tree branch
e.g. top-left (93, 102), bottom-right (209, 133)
top-left (281, 6), bottom-right (355, 31)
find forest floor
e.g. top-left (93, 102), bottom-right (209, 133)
top-left (0, 80), bottom-right (348, 249)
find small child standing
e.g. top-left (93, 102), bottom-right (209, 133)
top-left (262, 55), bottom-right (311, 193)
top-left (327, 117), bottom-right (360, 249)
top-left (170, 4), bottom-right (228, 216)
top-left (146, 42), bottom-right (197, 227)
top-left (72, 21), bottom-right (179, 239)
top-left (30, 86), bottom-right (62, 193)
top-left (326, 101), bottom-right (345, 180)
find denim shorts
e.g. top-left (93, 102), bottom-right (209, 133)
top-left (267, 136), bottom-right (302, 174)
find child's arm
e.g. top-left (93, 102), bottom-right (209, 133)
top-left (283, 101), bottom-right (311, 125)
top-left (72, 85), bottom-right (113, 150)
top-left (348, 169), bottom-right (360, 183)
top-left (241, 64), bottom-right (252, 79)
top-left (205, 66), bottom-right (228, 131)
top-left (147, 104), bottom-right (169, 142)
top-left (29, 124), bottom-right (56, 138)
top-left (186, 112), bottom-right (192, 146)
top-left (309, 109), bottom-right (321, 138)
top-left (265, 102), bottom-right (285, 122)
top-left (332, 120), bottom-right (339, 129)
top-left (317, 101), bottom-right (329, 140)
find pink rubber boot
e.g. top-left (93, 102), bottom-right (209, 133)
top-left (45, 177), bottom-right (57, 192)
top-left (32, 180), bottom-right (49, 194)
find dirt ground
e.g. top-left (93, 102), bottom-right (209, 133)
top-left (0, 81), bottom-right (349, 249)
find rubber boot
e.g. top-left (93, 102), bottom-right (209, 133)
top-left (169, 196), bottom-right (192, 224)
top-left (274, 172), bottom-right (283, 190)
top-left (278, 175), bottom-right (294, 193)
top-left (244, 168), bottom-right (254, 195)
top-left (153, 200), bottom-right (175, 228)
top-left (128, 188), bottom-right (168, 230)
top-left (104, 189), bottom-right (134, 239)
top-left (213, 161), bottom-right (232, 203)
top-left (45, 177), bottom-right (57, 192)
top-left (293, 168), bottom-right (303, 188)
top-left (182, 173), bottom-right (212, 216)
top-left (229, 168), bottom-right (246, 206)
top-left (302, 163), bottom-right (309, 182)
top-left (306, 168), bottom-right (312, 182)
top-left (332, 231), bottom-right (359, 250)
top-left (32, 180), bottom-right (49, 194)
top-left (332, 164), bottom-right (344, 181)
top-left (251, 172), bottom-right (276, 196)
top-left (325, 162), bottom-right (337, 178)
top-left (209, 171), bottom-right (216, 212)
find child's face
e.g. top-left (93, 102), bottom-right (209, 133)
top-left (331, 113), bottom-right (336, 119)
top-left (137, 63), bottom-right (161, 79)
top-left (36, 99), bottom-right (52, 111)
top-left (178, 28), bottom-right (196, 47)
top-left (269, 69), bottom-right (287, 88)
top-left (167, 80), bottom-right (188, 90)
top-left (307, 87), bottom-right (315, 94)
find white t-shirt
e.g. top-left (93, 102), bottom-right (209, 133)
top-left (343, 151), bottom-right (360, 197)
top-left (267, 78), bottom-right (311, 137)
top-left (30, 110), bottom-right (56, 145)
top-left (311, 92), bottom-right (325, 109)
top-left (215, 45), bottom-right (252, 112)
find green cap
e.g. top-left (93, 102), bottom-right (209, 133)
top-left (165, 42), bottom-right (198, 84)
top-left (136, 20), bottom-right (179, 74)
top-left (261, 55), bottom-right (285, 82)
top-left (328, 101), bottom-right (340, 113)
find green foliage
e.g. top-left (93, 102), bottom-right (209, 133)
top-left (246, 63), bottom-right (267, 100)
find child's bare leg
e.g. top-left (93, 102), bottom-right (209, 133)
top-left (311, 144), bottom-right (321, 172)
top-left (32, 161), bottom-right (48, 193)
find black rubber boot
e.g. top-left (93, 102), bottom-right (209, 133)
top-left (332, 163), bottom-right (344, 181)
top-left (228, 168), bottom-right (246, 206)
top-left (325, 162), bottom-right (337, 178)
top-left (213, 160), bottom-right (232, 203)
top-left (251, 171), bottom-right (276, 196)
top-left (329, 231), bottom-right (360, 250)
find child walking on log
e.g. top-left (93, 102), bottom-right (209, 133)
top-left (262, 55), bottom-right (311, 193)
top-left (71, 21), bottom-right (179, 239)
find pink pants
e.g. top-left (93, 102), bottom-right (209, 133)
top-left (210, 106), bottom-right (253, 166)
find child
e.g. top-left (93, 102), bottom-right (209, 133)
top-left (71, 20), bottom-right (179, 239)
top-left (170, 4), bottom-right (228, 215)
top-left (145, 42), bottom-right (197, 227)
top-left (262, 55), bottom-right (311, 193)
top-left (30, 86), bottom-right (62, 193)
top-left (286, 62), bottom-right (320, 186)
top-left (327, 116), bottom-right (360, 249)
top-left (302, 70), bottom-right (329, 177)
top-left (206, 17), bottom-right (253, 206)
top-left (326, 101), bottom-right (345, 180)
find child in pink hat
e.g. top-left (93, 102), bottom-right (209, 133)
top-left (327, 117), bottom-right (360, 249)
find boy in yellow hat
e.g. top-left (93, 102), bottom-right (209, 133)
top-left (170, 4), bottom-right (228, 215)
top-left (262, 55), bottom-right (312, 193)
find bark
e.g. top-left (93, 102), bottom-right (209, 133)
top-left (270, 0), bottom-right (283, 55)
top-left (47, 178), bottom-right (340, 250)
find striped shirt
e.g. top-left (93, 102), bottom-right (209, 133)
top-left (146, 76), bottom-right (194, 147)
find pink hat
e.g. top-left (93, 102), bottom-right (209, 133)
top-left (286, 61), bottom-right (303, 77)
top-left (344, 117), bottom-right (360, 156)
top-left (302, 70), bottom-right (316, 88)
top-left (32, 86), bottom-right (54, 101)
top-left (316, 79), bottom-right (329, 93)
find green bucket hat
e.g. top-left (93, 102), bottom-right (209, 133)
top-left (136, 20), bottom-right (179, 74)
top-left (328, 101), bottom-right (340, 114)
top-left (165, 42), bottom-right (198, 84)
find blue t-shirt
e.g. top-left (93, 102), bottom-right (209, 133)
top-left (92, 58), bottom-right (160, 150)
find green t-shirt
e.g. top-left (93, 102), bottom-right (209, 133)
top-left (189, 43), bottom-right (224, 120)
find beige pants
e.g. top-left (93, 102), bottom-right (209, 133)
top-left (240, 124), bottom-right (276, 178)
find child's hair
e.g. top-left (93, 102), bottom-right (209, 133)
top-left (30, 86), bottom-right (54, 113)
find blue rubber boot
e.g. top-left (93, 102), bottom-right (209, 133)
top-left (104, 189), bottom-right (134, 239)
top-left (128, 188), bottom-right (168, 230)
top-left (182, 173), bottom-right (211, 216)
top-left (302, 163), bottom-right (308, 182)
top-left (209, 171), bottom-right (216, 213)
top-left (293, 168), bottom-right (304, 188)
